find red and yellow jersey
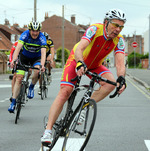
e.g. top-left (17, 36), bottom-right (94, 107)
top-left (68, 23), bottom-right (125, 70)
top-left (9, 41), bottom-right (18, 62)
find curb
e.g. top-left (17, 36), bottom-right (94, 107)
top-left (127, 73), bottom-right (150, 90)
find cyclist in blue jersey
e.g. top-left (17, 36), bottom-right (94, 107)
top-left (8, 21), bottom-right (47, 113)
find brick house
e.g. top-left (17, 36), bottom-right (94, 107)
top-left (0, 19), bottom-right (26, 51)
top-left (41, 14), bottom-right (88, 51)
top-left (0, 31), bottom-right (12, 51)
top-left (124, 35), bottom-right (144, 55)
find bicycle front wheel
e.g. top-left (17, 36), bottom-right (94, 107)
top-left (15, 84), bottom-right (25, 124)
top-left (40, 73), bottom-right (45, 100)
top-left (62, 99), bottom-right (97, 151)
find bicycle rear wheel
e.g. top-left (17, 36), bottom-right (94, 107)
top-left (62, 99), bottom-right (97, 151)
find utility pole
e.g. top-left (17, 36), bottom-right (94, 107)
top-left (34, 0), bottom-right (37, 21)
top-left (62, 5), bottom-right (65, 68)
top-left (148, 14), bottom-right (150, 69)
top-left (134, 31), bottom-right (136, 68)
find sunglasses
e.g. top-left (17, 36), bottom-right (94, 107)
top-left (110, 21), bottom-right (124, 30)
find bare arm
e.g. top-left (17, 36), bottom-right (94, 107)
top-left (115, 53), bottom-right (126, 77)
top-left (41, 47), bottom-right (46, 71)
top-left (74, 39), bottom-right (89, 76)
top-left (115, 53), bottom-right (126, 94)
top-left (75, 39), bottom-right (89, 62)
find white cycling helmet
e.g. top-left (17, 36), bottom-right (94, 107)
top-left (105, 9), bottom-right (126, 23)
top-left (28, 21), bottom-right (42, 31)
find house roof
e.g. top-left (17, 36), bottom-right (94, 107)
top-left (0, 31), bottom-right (12, 50)
top-left (0, 24), bottom-right (16, 34)
top-left (11, 25), bottom-right (27, 35)
top-left (41, 15), bottom-right (83, 32)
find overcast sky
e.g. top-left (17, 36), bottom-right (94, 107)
top-left (0, 0), bottom-right (150, 37)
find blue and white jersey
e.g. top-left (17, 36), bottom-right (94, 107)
top-left (18, 30), bottom-right (47, 58)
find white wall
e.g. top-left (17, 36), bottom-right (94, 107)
top-left (143, 30), bottom-right (149, 54)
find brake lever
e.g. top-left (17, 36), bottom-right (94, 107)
top-left (109, 85), bottom-right (121, 98)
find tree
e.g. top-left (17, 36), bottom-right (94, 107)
top-left (56, 47), bottom-right (70, 63)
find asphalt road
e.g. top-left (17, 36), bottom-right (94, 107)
top-left (0, 68), bottom-right (150, 151)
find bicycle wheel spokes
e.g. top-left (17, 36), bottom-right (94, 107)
top-left (62, 99), bottom-right (97, 151)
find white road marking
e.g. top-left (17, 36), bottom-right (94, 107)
top-left (0, 84), bottom-right (11, 88)
top-left (144, 140), bottom-right (150, 151)
top-left (39, 138), bottom-right (85, 151)
top-left (0, 98), bottom-right (9, 103)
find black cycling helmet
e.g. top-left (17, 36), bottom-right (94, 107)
top-left (43, 32), bottom-right (49, 39)
top-left (28, 21), bottom-right (42, 31)
top-left (105, 9), bottom-right (126, 23)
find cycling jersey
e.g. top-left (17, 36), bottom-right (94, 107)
top-left (46, 38), bottom-right (54, 54)
top-left (61, 23), bottom-right (125, 87)
top-left (71, 23), bottom-right (125, 70)
top-left (9, 41), bottom-right (18, 62)
top-left (18, 30), bottom-right (47, 58)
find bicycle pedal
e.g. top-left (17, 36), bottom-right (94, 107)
top-left (42, 142), bottom-right (51, 148)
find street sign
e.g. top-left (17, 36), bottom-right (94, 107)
top-left (132, 42), bottom-right (138, 48)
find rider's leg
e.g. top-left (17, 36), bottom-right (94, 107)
top-left (41, 85), bottom-right (73, 143)
top-left (41, 59), bottom-right (76, 142)
top-left (12, 73), bottom-right (24, 99)
top-left (91, 72), bottom-right (115, 102)
top-left (46, 55), bottom-right (51, 75)
top-left (8, 73), bottom-right (24, 113)
top-left (28, 65), bottom-right (39, 99)
top-left (46, 85), bottom-right (73, 130)
top-left (11, 72), bottom-right (16, 95)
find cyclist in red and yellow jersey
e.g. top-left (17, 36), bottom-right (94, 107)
top-left (9, 41), bottom-right (18, 63)
top-left (41, 8), bottom-right (127, 144)
top-left (8, 41), bottom-right (18, 102)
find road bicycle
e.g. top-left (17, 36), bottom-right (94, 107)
top-left (14, 62), bottom-right (39, 124)
top-left (41, 71), bottom-right (118, 151)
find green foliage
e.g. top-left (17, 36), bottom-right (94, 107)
top-left (56, 47), bottom-right (70, 63)
top-left (141, 52), bottom-right (149, 59)
top-left (4, 51), bottom-right (11, 55)
top-left (128, 51), bottom-right (149, 68)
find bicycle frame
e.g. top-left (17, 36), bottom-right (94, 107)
top-left (63, 74), bottom-right (99, 132)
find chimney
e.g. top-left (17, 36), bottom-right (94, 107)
top-left (45, 12), bottom-right (49, 20)
top-left (13, 23), bottom-right (19, 27)
top-left (4, 19), bottom-right (10, 26)
top-left (23, 25), bottom-right (28, 29)
top-left (71, 15), bottom-right (75, 24)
